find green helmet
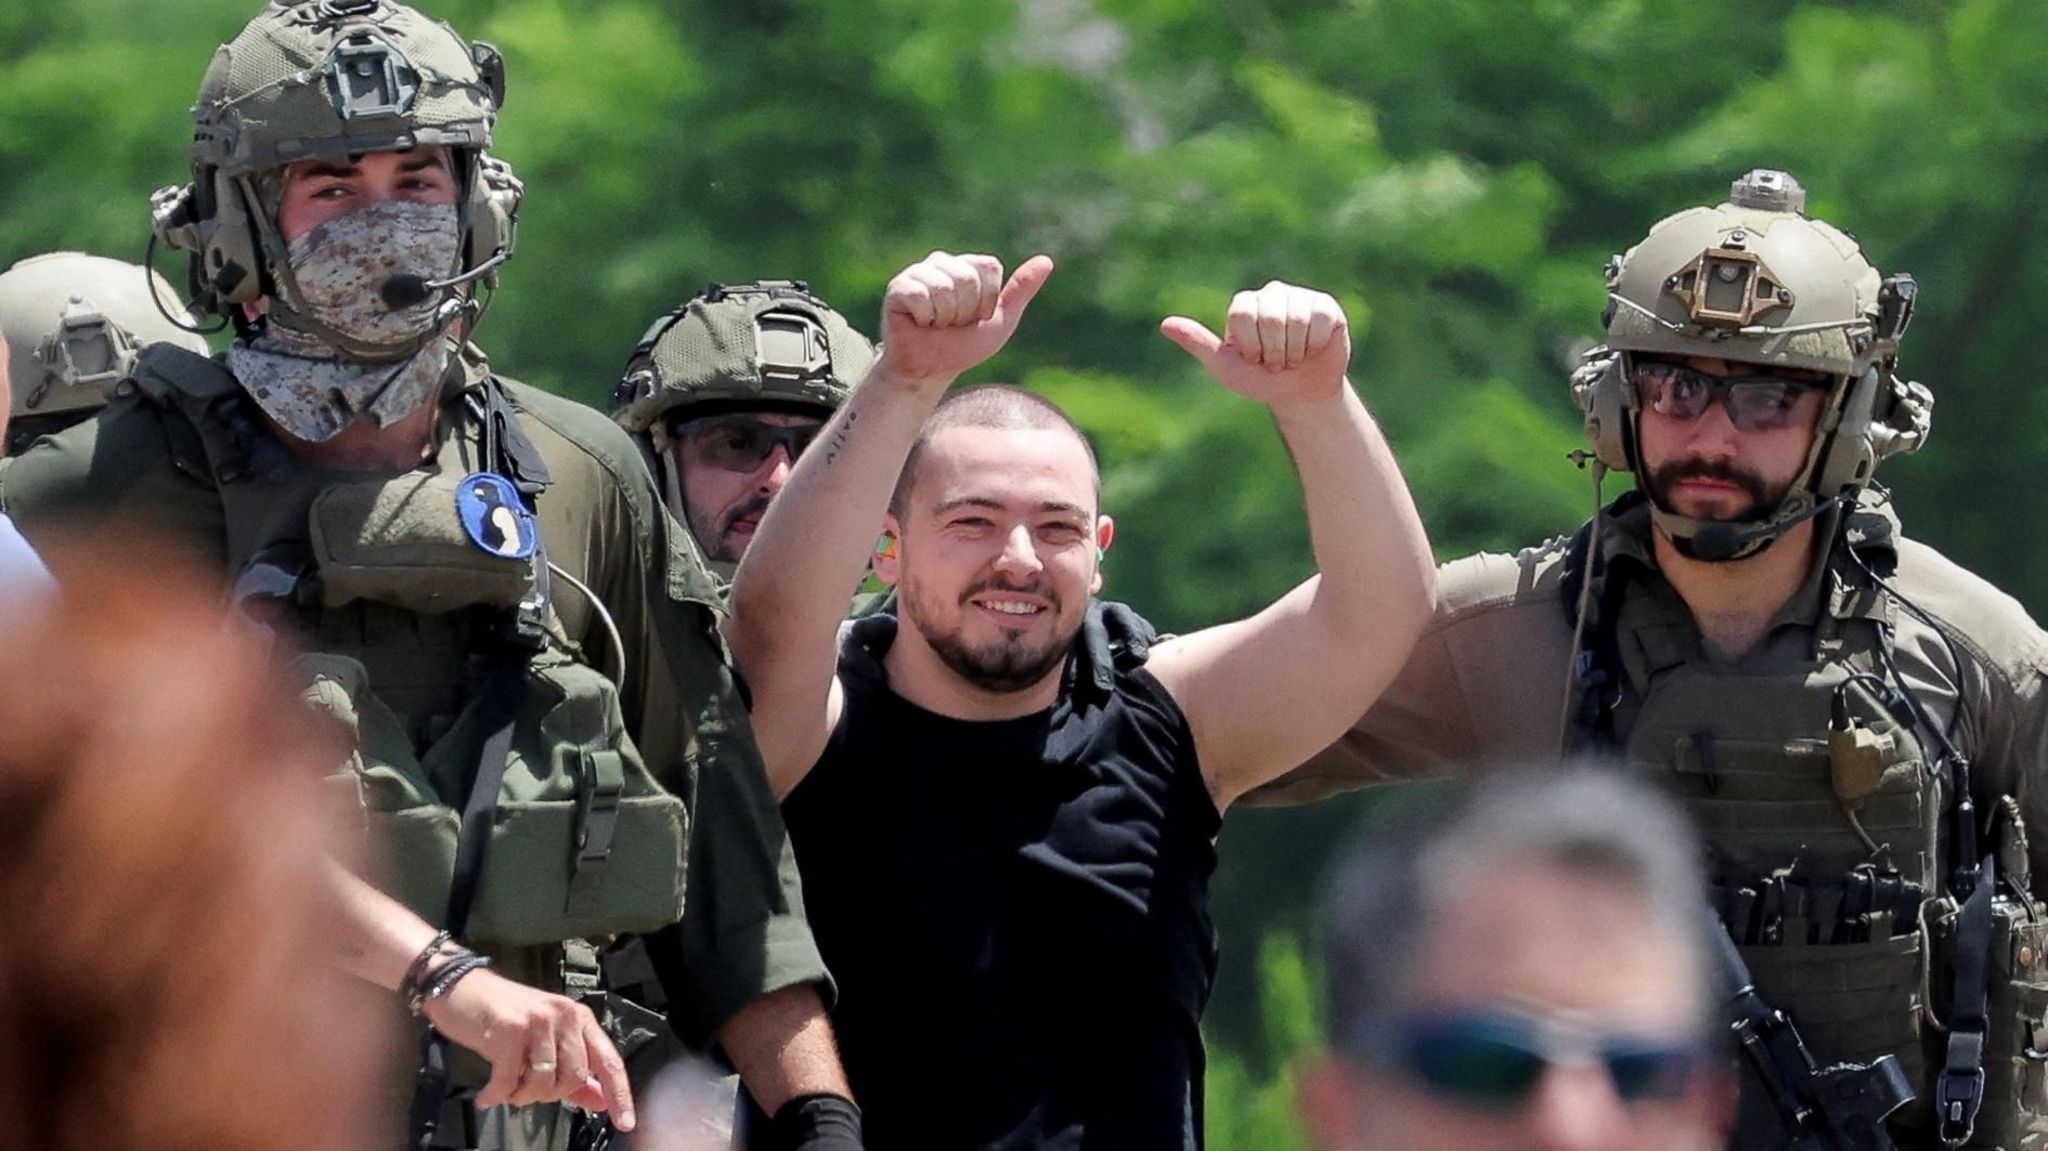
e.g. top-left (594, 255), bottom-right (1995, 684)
top-left (610, 281), bottom-right (875, 435)
top-left (149, 0), bottom-right (522, 359)
top-left (1571, 169), bottom-right (1932, 560)
top-left (2, 253), bottom-right (211, 452)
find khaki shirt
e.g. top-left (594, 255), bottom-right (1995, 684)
top-left (1256, 490), bottom-right (2048, 891)
top-left (0, 344), bottom-right (825, 1048)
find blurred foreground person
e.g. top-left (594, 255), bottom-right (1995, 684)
top-left (0, 252), bottom-right (210, 457)
top-left (0, 551), bottom-right (385, 1151)
top-left (1304, 770), bottom-right (1730, 1151)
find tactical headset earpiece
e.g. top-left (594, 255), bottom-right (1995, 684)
top-left (1571, 350), bottom-right (1636, 473)
top-left (149, 172), bottom-right (266, 314)
top-left (462, 153), bottom-right (522, 279)
top-left (1809, 366), bottom-right (1934, 499)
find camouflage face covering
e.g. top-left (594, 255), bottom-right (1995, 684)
top-left (227, 325), bottom-right (458, 444)
top-left (279, 200), bottom-right (462, 347)
top-left (224, 200), bottom-right (463, 443)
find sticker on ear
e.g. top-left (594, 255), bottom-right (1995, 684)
top-left (875, 533), bottom-right (899, 561)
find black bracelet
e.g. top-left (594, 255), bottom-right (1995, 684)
top-left (398, 930), bottom-right (455, 1009)
top-left (421, 953), bottom-right (493, 1012)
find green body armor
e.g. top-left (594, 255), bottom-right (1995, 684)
top-left (133, 349), bottom-right (689, 949)
top-left (1575, 518), bottom-right (2048, 1149)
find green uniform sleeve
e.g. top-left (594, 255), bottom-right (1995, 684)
top-left (562, 413), bottom-right (829, 1050)
top-left (0, 399), bottom-right (226, 563)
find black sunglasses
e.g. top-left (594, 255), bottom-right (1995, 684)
top-left (1348, 1006), bottom-right (1704, 1109)
top-left (1630, 359), bottom-right (1828, 432)
top-left (667, 414), bottom-right (825, 473)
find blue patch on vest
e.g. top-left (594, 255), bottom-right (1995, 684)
top-left (455, 471), bottom-right (538, 560)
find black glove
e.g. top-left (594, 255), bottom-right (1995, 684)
top-left (769, 1093), bottom-right (864, 1151)
top-left (1077, 599), bottom-right (1160, 695)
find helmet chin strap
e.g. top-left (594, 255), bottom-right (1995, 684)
top-left (1648, 494), bottom-right (1822, 564)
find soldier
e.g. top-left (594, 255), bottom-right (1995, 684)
top-left (610, 281), bottom-right (873, 580)
top-left (1303, 770), bottom-right (1729, 1151)
top-left (0, 3), bottom-right (856, 1149)
top-left (728, 252), bottom-right (1437, 1148)
top-left (0, 252), bottom-right (211, 457)
top-left (1273, 170), bottom-right (2048, 1149)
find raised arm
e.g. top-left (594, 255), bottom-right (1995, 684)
top-left (1146, 282), bottom-right (1436, 811)
top-left (728, 252), bottom-right (1054, 791)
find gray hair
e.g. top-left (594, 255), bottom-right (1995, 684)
top-left (1321, 766), bottom-right (1716, 1050)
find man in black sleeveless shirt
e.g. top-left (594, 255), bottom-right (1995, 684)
top-left (727, 253), bottom-right (1437, 1150)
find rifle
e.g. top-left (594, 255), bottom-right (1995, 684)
top-left (1711, 915), bottom-right (1915, 1150)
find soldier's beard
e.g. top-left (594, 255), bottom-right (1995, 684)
top-left (1642, 457), bottom-right (1786, 523)
top-left (901, 571), bottom-right (1077, 694)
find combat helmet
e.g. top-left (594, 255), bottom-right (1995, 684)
top-left (1572, 169), bottom-right (1931, 560)
top-left (1, 253), bottom-right (211, 455)
top-left (612, 281), bottom-right (874, 435)
top-left (149, 0), bottom-right (522, 361)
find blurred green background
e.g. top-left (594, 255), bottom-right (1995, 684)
top-left (8, 0), bottom-right (2048, 1143)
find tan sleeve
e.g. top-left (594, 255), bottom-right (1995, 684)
top-left (1242, 547), bottom-right (1578, 807)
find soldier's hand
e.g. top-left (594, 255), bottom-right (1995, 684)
top-left (873, 251), bottom-right (1054, 389)
top-left (423, 968), bottom-right (637, 1130)
top-left (1160, 281), bottom-right (1351, 409)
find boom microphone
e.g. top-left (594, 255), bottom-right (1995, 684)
top-left (379, 249), bottom-right (512, 310)
top-left (1689, 496), bottom-right (1846, 562)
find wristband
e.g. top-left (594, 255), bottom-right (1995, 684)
top-left (770, 1093), bottom-right (864, 1151)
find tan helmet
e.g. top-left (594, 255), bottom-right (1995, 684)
top-left (1571, 169), bottom-right (1932, 560)
top-left (2, 253), bottom-right (210, 445)
top-left (149, 0), bottom-right (522, 360)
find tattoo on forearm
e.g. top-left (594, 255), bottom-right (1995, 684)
top-left (824, 408), bottom-right (858, 465)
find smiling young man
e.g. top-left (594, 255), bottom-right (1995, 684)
top-left (727, 251), bottom-right (1436, 1148)
top-left (1262, 171), bottom-right (2048, 1149)
top-left (0, 4), bottom-right (855, 1149)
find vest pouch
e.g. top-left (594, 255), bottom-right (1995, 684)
top-left (301, 653), bottom-right (463, 923)
top-left (1742, 931), bottom-right (1926, 1081)
top-left (309, 472), bottom-right (535, 614)
top-left (458, 650), bottom-right (689, 947)
top-left (1964, 898), bottom-right (2048, 1148)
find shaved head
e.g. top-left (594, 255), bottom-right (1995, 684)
top-left (889, 385), bottom-right (1099, 517)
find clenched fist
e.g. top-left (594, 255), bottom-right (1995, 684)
top-left (1160, 281), bottom-right (1351, 408)
top-left (874, 251), bottom-right (1054, 389)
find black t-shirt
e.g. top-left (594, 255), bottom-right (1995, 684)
top-left (782, 612), bottom-right (1221, 1151)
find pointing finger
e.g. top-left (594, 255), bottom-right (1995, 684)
top-left (996, 254), bottom-right (1056, 323)
top-left (1158, 316), bottom-right (1223, 368)
top-left (575, 1013), bottom-right (636, 1131)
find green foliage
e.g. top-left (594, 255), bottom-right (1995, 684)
top-left (1204, 931), bottom-right (1318, 1151)
top-left (6, 0), bottom-right (2046, 1136)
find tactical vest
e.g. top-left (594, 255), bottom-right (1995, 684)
top-left (1566, 499), bottom-right (2048, 1149)
top-left (130, 348), bottom-right (689, 950)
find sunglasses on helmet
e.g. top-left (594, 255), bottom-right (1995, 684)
top-left (1630, 358), bottom-right (1829, 432)
top-left (1347, 1006), bottom-right (1705, 1110)
top-left (667, 414), bottom-right (825, 473)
